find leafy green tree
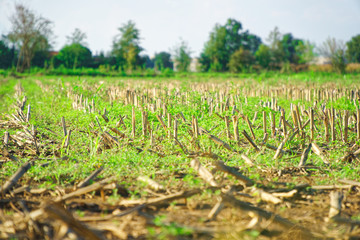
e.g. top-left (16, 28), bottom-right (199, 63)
top-left (279, 33), bottom-right (304, 64)
top-left (255, 44), bottom-right (272, 69)
top-left (154, 52), bottom-right (173, 70)
top-left (0, 37), bottom-right (16, 69)
top-left (266, 27), bottom-right (308, 65)
top-left (173, 40), bottom-right (191, 72)
top-left (200, 19), bottom-right (261, 72)
top-left (266, 26), bottom-right (282, 50)
top-left (228, 47), bottom-right (255, 73)
top-left (112, 20), bottom-right (143, 71)
top-left (66, 28), bottom-right (88, 46)
top-left (200, 24), bottom-right (227, 71)
top-left (346, 35), bottom-right (360, 63)
top-left (266, 27), bottom-right (285, 64)
top-left (140, 54), bottom-right (154, 69)
top-left (8, 4), bottom-right (53, 72)
top-left (242, 32), bottom-right (262, 54)
top-left (296, 41), bottom-right (315, 64)
top-left (32, 50), bottom-right (51, 68)
top-left (57, 43), bottom-right (92, 69)
top-left (318, 37), bottom-right (346, 74)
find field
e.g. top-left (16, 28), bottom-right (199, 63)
top-left (1, 73), bottom-right (360, 239)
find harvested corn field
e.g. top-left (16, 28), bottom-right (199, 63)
top-left (1, 76), bottom-right (360, 239)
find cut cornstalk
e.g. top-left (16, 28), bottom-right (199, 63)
top-left (0, 161), bottom-right (31, 194)
top-left (295, 105), bottom-right (303, 131)
top-left (343, 110), bottom-right (348, 143)
top-left (61, 116), bottom-right (67, 137)
top-left (281, 109), bottom-right (287, 137)
top-left (173, 119), bottom-right (178, 140)
top-left (273, 134), bottom-right (289, 160)
top-left (116, 114), bottom-right (127, 130)
top-left (310, 108), bottom-right (314, 141)
top-left (215, 112), bottom-right (224, 121)
top-left (64, 129), bottom-right (72, 149)
top-left (312, 142), bottom-right (329, 164)
top-left (102, 108), bottom-right (109, 122)
top-left (131, 107), bottom-right (136, 138)
top-left (221, 194), bottom-right (312, 237)
top-left (156, 115), bottom-right (167, 131)
top-left (298, 143), bottom-right (312, 167)
top-left (323, 110), bottom-right (330, 142)
top-left (232, 116), bottom-right (240, 143)
top-left (213, 160), bottom-right (254, 186)
top-left (271, 112), bottom-right (276, 137)
top-left (174, 137), bottom-right (187, 154)
top-left (209, 134), bottom-right (236, 152)
top-left (138, 176), bottom-right (164, 191)
top-left (245, 116), bottom-right (256, 140)
top-left (262, 111), bottom-right (267, 136)
top-left (225, 116), bottom-right (231, 140)
top-left (287, 129), bottom-right (299, 142)
top-left (190, 158), bottom-right (218, 187)
top-left (192, 116), bottom-right (199, 138)
top-left (179, 111), bottom-right (186, 122)
top-left (56, 177), bottom-right (115, 202)
top-left (329, 191), bottom-right (343, 219)
top-left (241, 130), bottom-right (259, 152)
top-left (291, 109), bottom-right (298, 129)
top-left (4, 131), bottom-right (9, 146)
top-left (251, 188), bottom-right (282, 204)
top-left (95, 116), bottom-right (103, 132)
top-left (77, 167), bottom-right (104, 188)
top-left (207, 198), bottom-right (224, 220)
top-left (241, 154), bottom-right (255, 167)
top-left (331, 108), bottom-right (336, 141)
top-left (252, 111), bottom-right (258, 123)
top-left (142, 111), bottom-right (147, 136)
top-left (26, 104), bottom-right (31, 122)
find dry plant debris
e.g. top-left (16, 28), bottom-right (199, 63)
top-left (1, 78), bottom-right (360, 239)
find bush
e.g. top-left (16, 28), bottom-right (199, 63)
top-left (346, 63), bottom-right (360, 73)
top-left (228, 48), bottom-right (255, 73)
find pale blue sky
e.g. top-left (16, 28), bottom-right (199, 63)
top-left (0, 0), bottom-right (359, 57)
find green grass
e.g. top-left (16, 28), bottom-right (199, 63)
top-left (0, 74), bottom-right (360, 190)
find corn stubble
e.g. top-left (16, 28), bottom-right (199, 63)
top-left (1, 78), bottom-right (360, 239)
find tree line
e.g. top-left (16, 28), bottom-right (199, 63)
top-left (0, 4), bottom-right (359, 74)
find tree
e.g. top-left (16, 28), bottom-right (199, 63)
top-left (8, 4), bottom-right (53, 72)
top-left (346, 35), bottom-right (360, 63)
top-left (266, 27), bottom-right (308, 65)
top-left (31, 49), bottom-right (51, 68)
top-left (200, 24), bottom-right (227, 71)
top-left (318, 37), bottom-right (347, 74)
top-left (0, 36), bottom-right (16, 69)
top-left (266, 26), bottom-right (285, 64)
top-left (242, 32), bottom-right (262, 54)
top-left (66, 28), bottom-right (88, 46)
top-left (296, 40), bottom-right (315, 64)
top-left (112, 20), bottom-right (143, 71)
top-left (255, 44), bottom-right (272, 69)
top-left (280, 33), bottom-right (304, 64)
top-left (173, 40), bottom-right (191, 72)
top-left (57, 43), bottom-right (92, 69)
top-left (228, 47), bottom-right (255, 73)
top-left (266, 26), bottom-right (282, 50)
top-left (154, 52), bottom-right (173, 70)
top-left (200, 19), bottom-right (261, 72)
top-left (140, 54), bottom-right (154, 69)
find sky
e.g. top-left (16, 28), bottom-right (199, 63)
top-left (0, 0), bottom-right (359, 57)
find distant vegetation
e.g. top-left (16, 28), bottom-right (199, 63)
top-left (0, 3), bottom-right (360, 75)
